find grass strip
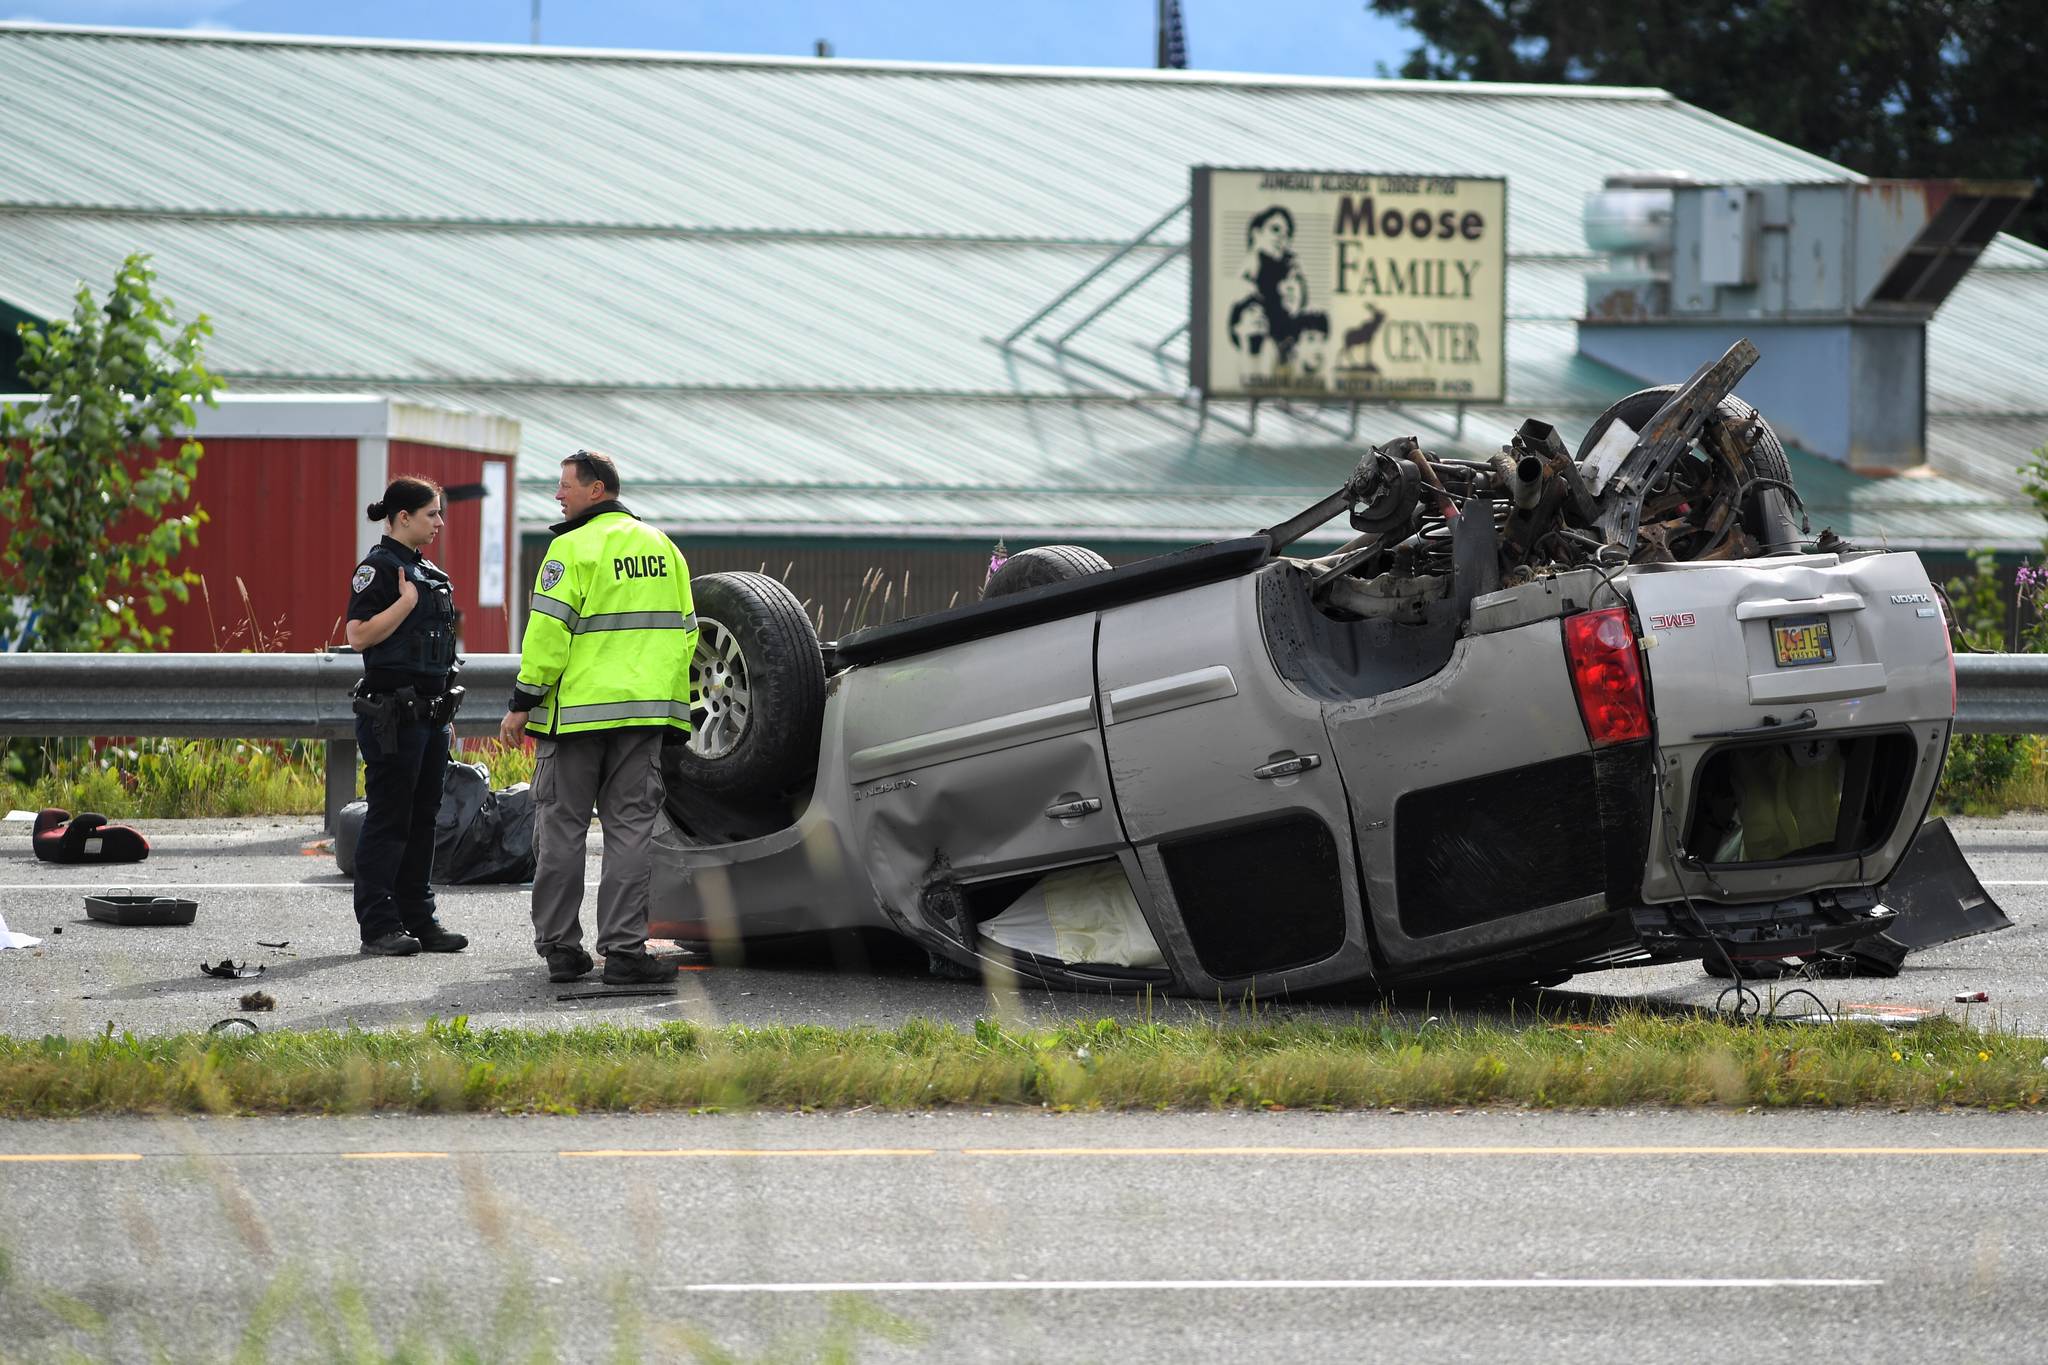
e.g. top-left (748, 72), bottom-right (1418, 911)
top-left (0, 736), bottom-right (538, 820)
top-left (3, 1012), bottom-right (2047, 1116)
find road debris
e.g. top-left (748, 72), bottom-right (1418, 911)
top-left (239, 990), bottom-right (276, 1012)
top-left (85, 892), bottom-right (198, 926)
top-left (256, 940), bottom-right (291, 949)
top-left (33, 808), bottom-right (150, 863)
top-left (554, 988), bottom-right (677, 1001)
top-left (1955, 990), bottom-right (1991, 1003)
top-left (0, 909), bottom-right (42, 951)
top-left (200, 959), bottom-right (264, 980)
top-left (209, 1017), bottom-right (260, 1034)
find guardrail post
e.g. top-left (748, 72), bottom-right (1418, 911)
top-left (325, 738), bottom-right (357, 832)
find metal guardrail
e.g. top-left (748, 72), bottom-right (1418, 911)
top-left (0, 653), bottom-right (518, 830)
top-left (0, 651), bottom-right (2043, 831)
top-left (1954, 653), bottom-right (2048, 735)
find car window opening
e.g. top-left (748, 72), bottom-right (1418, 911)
top-left (1685, 732), bottom-right (1918, 866)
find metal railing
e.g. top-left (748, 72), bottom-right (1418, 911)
top-left (0, 651), bottom-right (2043, 831)
top-left (1953, 653), bottom-right (2048, 735)
top-left (0, 652), bottom-right (519, 830)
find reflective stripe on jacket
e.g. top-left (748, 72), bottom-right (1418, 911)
top-left (513, 507), bottom-right (698, 736)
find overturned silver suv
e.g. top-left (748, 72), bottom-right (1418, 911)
top-left (650, 341), bottom-right (1967, 994)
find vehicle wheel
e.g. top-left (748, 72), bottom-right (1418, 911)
top-left (667, 572), bottom-right (826, 801)
top-left (1577, 386), bottom-right (1799, 553)
top-left (982, 544), bottom-right (1112, 598)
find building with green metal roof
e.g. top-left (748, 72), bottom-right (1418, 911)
top-left (0, 21), bottom-right (2040, 624)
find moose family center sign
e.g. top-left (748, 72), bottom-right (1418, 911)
top-left (1189, 166), bottom-right (1506, 403)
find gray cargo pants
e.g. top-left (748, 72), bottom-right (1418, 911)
top-left (530, 728), bottom-right (665, 958)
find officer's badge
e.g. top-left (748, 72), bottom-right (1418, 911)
top-left (539, 559), bottom-right (565, 591)
top-left (351, 565), bottom-right (375, 593)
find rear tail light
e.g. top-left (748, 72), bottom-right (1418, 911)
top-left (1564, 607), bottom-right (1651, 746)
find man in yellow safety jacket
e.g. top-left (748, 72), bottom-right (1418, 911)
top-left (499, 449), bottom-right (698, 985)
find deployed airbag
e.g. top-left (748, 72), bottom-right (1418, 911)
top-left (978, 862), bottom-right (1166, 968)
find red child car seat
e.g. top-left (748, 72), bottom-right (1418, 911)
top-left (31, 809), bottom-right (150, 864)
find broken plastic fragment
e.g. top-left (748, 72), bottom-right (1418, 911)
top-left (200, 959), bottom-right (264, 980)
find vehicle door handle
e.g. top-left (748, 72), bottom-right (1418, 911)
top-left (1692, 708), bottom-right (1817, 741)
top-left (1044, 798), bottom-right (1103, 819)
top-left (1253, 754), bottom-right (1322, 780)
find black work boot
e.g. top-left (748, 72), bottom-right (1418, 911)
top-left (546, 946), bottom-right (595, 983)
top-left (361, 930), bottom-right (422, 956)
top-left (601, 949), bottom-right (680, 985)
top-left (408, 920), bottom-right (469, 953)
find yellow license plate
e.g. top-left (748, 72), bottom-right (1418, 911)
top-left (1771, 615), bottom-right (1835, 668)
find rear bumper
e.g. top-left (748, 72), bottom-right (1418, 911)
top-left (1628, 887), bottom-right (1894, 963)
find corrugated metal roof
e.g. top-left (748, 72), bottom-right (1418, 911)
top-left (0, 22), bottom-right (2040, 551)
top-left (0, 25), bottom-right (1850, 250)
top-left (0, 213), bottom-right (1604, 398)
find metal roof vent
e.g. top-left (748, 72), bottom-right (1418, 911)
top-left (1583, 178), bottom-right (2028, 323)
top-left (1576, 177), bottom-right (2029, 473)
top-left (1582, 174), bottom-right (1689, 320)
top-left (1866, 181), bottom-right (2033, 309)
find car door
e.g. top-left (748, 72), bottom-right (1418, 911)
top-left (837, 613), bottom-right (1126, 942)
top-left (1095, 573), bottom-right (1370, 990)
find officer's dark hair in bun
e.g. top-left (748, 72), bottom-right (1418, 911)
top-left (366, 475), bottom-right (443, 523)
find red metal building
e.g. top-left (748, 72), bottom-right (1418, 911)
top-left (143, 396), bottom-right (520, 654)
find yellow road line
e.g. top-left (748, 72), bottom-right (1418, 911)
top-left (339, 1152), bottom-right (451, 1161)
top-left (560, 1147), bottom-right (939, 1159)
top-left (0, 1153), bottom-right (143, 1163)
top-left (552, 1144), bottom-right (2048, 1161)
top-left (959, 1145), bottom-right (2048, 1158)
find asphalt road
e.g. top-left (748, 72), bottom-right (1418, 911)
top-left (0, 813), bottom-right (2041, 1038)
top-left (3, 1108), bottom-right (2047, 1362)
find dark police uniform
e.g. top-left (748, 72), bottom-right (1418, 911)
top-left (345, 535), bottom-right (460, 945)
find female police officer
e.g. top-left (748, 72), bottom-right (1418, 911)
top-left (343, 475), bottom-right (469, 956)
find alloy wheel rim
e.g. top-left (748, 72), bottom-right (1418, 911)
top-left (688, 619), bottom-right (750, 760)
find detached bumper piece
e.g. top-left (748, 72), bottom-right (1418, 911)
top-left (1630, 886), bottom-right (1894, 964)
top-left (1798, 817), bottom-right (2011, 977)
top-left (1648, 817), bottom-right (2012, 979)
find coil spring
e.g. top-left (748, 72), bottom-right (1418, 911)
top-left (1413, 497), bottom-right (1510, 576)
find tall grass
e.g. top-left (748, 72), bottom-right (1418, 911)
top-left (0, 737), bottom-right (539, 820)
top-left (1937, 731), bottom-right (2048, 814)
top-left (3, 1012), bottom-right (2043, 1117)
top-left (0, 737), bottom-right (329, 818)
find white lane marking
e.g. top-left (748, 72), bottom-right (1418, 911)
top-left (1983, 880), bottom-right (2048, 886)
top-left (564, 1148), bottom-right (936, 1160)
top-left (682, 1277), bottom-right (1883, 1294)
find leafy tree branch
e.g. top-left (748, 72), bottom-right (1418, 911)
top-left (0, 253), bottom-right (220, 651)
